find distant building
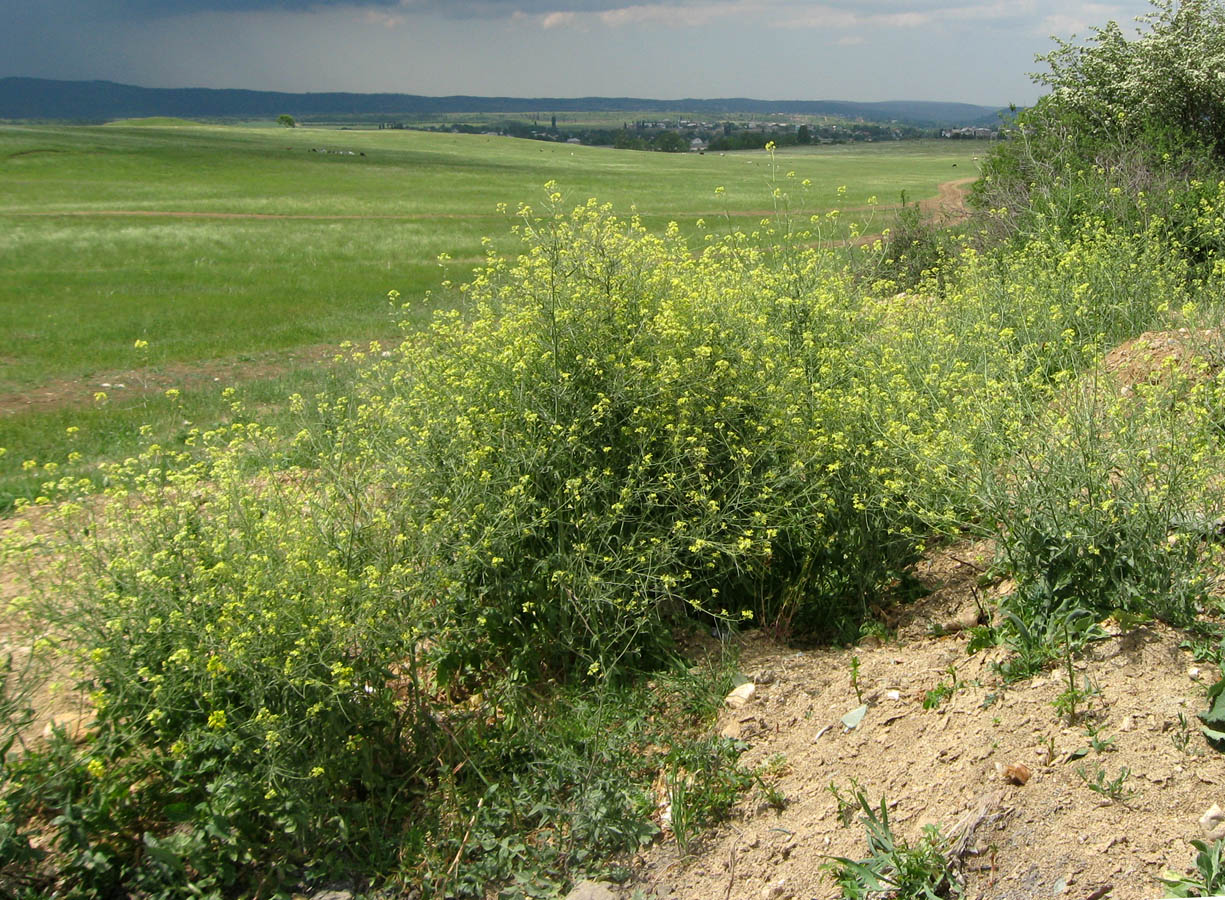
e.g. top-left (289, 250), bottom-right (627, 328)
top-left (942, 127), bottom-right (998, 139)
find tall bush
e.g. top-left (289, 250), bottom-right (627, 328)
top-left (344, 195), bottom-right (927, 682)
top-left (974, 0), bottom-right (1225, 250)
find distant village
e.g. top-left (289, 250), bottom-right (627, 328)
top-left (377, 115), bottom-right (1001, 151)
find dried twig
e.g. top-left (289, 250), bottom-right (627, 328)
top-left (949, 554), bottom-right (987, 573)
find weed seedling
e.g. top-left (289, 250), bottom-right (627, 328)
top-left (1083, 722), bottom-right (1115, 753)
top-left (1041, 734), bottom-right (1057, 765)
top-left (665, 765), bottom-right (696, 855)
top-left (1053, 672), bottom-right (1100, 725)
top-left (1171, 712), bottom-right (1201, 755)
top-left (753, 753), bottom-right (790, 813)
top-left (827, 779), bottom-right (862, 827)
top-left (923, 679), bottom-right (954, 710)
top-left (1077, 764), bottom-right (1135, 803)
top-left (850, 655), bottom-right (864, 704)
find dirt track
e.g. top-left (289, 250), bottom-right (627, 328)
top-left (922, 175), bottom-right (976, 221)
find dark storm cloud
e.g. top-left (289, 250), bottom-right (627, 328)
top-left (1, 0), bottom-right (633, 18)
top-left (0, 0), bottom-right (1156, 104)
top-left (0, 0), bottom-right (701, 21)
top-left (52, 0), bottom-right (392, 17)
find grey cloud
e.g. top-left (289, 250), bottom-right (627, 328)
top-left (0, 0), bottom-right (401, 21)
top-left (6, 0), bottom-right (689, 19)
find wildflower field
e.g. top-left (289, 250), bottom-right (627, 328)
top-left (7, 5), bottom-right (1225, 890)
top-left (0, 124), bottom-right (977, 509)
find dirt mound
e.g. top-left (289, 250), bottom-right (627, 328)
top-left (624, 545), bottom-right (1223, 900)
top-left (1102, 329), bottom-right (1223, 391)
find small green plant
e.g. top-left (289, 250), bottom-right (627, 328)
top-left (1040, 734), bottom-right (1057, 765)
top-left (665, 764), bottom-right (696, 855)
top-left (823, 789), bottom-right (962, 899)
top-left (1077, 764), bottom-right (1135, 803)
top-left (665, 736), bottom-right (754, 856)
top-left (1158, 838), bottom-right (1225, 897)
top-left (755, 780), bottom-right (788, 814)
top-left (1171, 713), bottom-right (1201, 755)
top-left (1053, 670), bottom-right (1101, 725)
top-left (859, 620), bottom-right (892, 645)
top-left (923, 680), bottom-right (954, 710)
top-left (1083, 722), bottom-right (1115, 753)
top-left (752, 753), bottom-right (790, 813)
top-left (850, 655), bottom-right (864, 704)
top-left (827, 779), bottom-right (862, 828)
top-left (1181, 632), bottom-right (1223, 666)
top-left (923, 664), bottom-right (961, 710)
top-left (966, 624), bottom-right (1000, 655)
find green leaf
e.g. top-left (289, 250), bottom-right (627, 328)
top-left (163, 801), bottom-right (195, 823)
top-left (1200, 675), bottom-right (1225, 749)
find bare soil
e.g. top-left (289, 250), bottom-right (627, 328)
top-left (623, 541), bottom-right (1224, 900)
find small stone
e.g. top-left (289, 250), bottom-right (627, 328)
top-left (1200, 803), bottom-right (1225, 841)
top-left (1190, 667), bottom-right (1202, 681)
top-left (720, 720), bottom-right (743, 739)
top-left (754, 669), bottom-right (777, 686)
top-left (760, 878), bottom-right (789, 899)
top-left (309, 892), bottom-right (354, 900)
top-left (1118, 715), bottom-right (1134, 732)
top-left (725, 682), bottom-right (756, 709)
top-left (944, 606), bottom-right (981, 632)
top-left (886, 689), bottom-right (901, 701)
top-left (996, 762), bottom-right (1032, 785)
top-left (564, 881), bottom-right (618, 900)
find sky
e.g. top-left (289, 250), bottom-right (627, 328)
top-left (0, 0), bottom-right (1157, 106)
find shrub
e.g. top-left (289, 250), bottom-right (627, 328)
top-left (2, 433), bottom-right (430, 897)
top-left (973, 0), bottom-right (1225, 252)
top-left (0, 191), bottom-right (932, 895)
top-left (984, 369), bottom-right (1225, 632)
top-left (346, 193), bottom-right (928, 682)
top-left (7, 167), bottom-right (1225, 896)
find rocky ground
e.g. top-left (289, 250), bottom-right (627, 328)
top-left (604, 542), bottom-right (1225, 900)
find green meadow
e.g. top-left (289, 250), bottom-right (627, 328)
top-left (0, 123), bottom-right (979, 507)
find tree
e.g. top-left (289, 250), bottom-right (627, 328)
top-left (1033, 0), bottom-right (1225, 156)
top-left (797, 124), bottom-right (811, 145)
top-left (974, 0), bottom-right (1225, 244)
top-left (651, 130), bottom-right (687, 153)
top-left (614, 128), bottom-right (646, 151)
top-left (278, 114), bottom-right (296, 128)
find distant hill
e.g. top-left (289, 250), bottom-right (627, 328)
top-left (0, 77), bottom-right (1005, 128)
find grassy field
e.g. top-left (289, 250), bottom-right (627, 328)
top-left (0, 123), bottom-right (979, 508)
